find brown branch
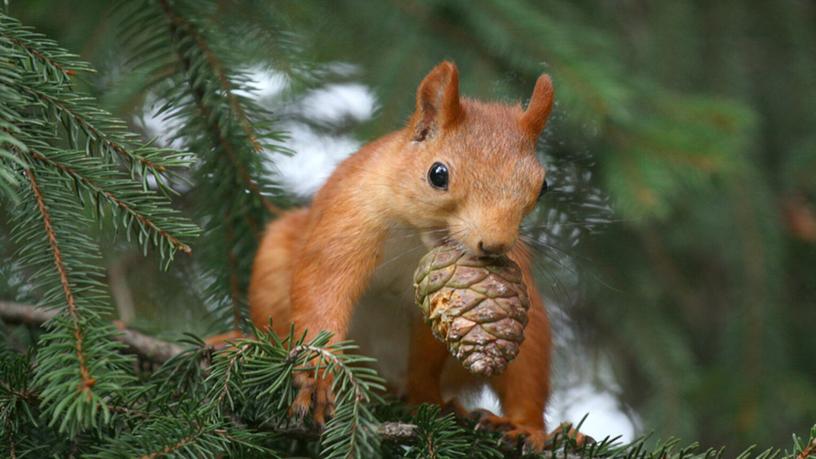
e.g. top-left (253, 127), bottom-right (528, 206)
top-left (0, 300), bottom-right (54, 324)
top-left (0, 303), bottom-right (415, 446)
top-left (139, 430), bottom-right (201, 459)
top-left (26, 169), bottom-right (96, 393)
top-left (798, 436), bottom-right (816, 459)
top-left (108, 256), bottom-right (136, 323)
top-left (267, 420), bottom-right (417, 443)
top-left (0, 301), bottom-right (182, 363)
top-left (378, 422), bottom-right (419, 442)
top-left (26, 149), bottom-right (192, 254)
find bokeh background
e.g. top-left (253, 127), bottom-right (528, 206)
top-left (3, 0), bottom-right (815, 450)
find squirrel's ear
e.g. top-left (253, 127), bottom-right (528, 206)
top-left (411, 61), bottom-right (463, 142)
top-left (519, 74), bottom-right (554, 139)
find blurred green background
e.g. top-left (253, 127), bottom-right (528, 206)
top-left (3, 0), bottom-right (815, 450)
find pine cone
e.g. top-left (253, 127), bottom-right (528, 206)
top-left (413, 243), bottom-right (530, 376)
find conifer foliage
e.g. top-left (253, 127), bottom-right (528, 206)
top-left (116, 0), bottom-right (289, 331)
top-left (1, 2), bottom-right (815, 458)
top-left (0, 10), bottom-right (198, 440)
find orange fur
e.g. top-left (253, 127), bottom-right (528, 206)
top-left (247, 61), bottom-right (557, 447)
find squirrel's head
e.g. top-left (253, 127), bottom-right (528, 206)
top-left (392, 61), bottom-right (554, 257)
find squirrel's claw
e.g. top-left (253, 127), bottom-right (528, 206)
top-left (313, 379), bottom-right (336, 426)
top-left (470, 410), bottom-right (543, 452)
top-left (290, 372), bottom-right (335, 426)
top-left (467, 409), bottom-right (594, 453)
top-left (471, 409), bottom-right (515, 432)
top-left (542, 422), bottom-right (595, 450)
top-left (289, 373), bottom-right (313, 420)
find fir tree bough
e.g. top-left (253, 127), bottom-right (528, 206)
top-left (116, 0), bottom-right (290, 332)
top-left (0, 11), bottom-right (197, 438)
top-left (2, 4), bottom-right (815, 458)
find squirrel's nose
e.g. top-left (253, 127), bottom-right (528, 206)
top-left (478, 240), bottom-right (509, 256)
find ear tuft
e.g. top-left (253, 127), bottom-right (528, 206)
top-left (519, 74), bottom-right (555, 139)
top-left (411, 61), bottom-right (463, 141)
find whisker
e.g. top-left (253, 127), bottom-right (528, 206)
top-left (521, 233), bottom-right (624, 295)
top-left (529, 258), bottom-right (576, 305)
top-left (375, 241), bottom-right (429, 272)
top-left (518, 233), bottom-right (583, 304)
top-left (374, 226), bottom-right (463, 274)
top-left (521, 235), bottom-right (578, 275)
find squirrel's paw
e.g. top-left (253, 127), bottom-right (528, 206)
top-left (203, 330), bottom-right (243, 349)
top-left (471, 408), bottom-right (515, 432)
top-left (542, 421), bottom-right (594, 450)
top-left (511, 422), bottom-right (594, 454)
top-left (472, 410), bottom-right (540, 452)
top-left (289, 371), bottom-right (335, 426)
top-left (472, 410), bottom-right (593, 453)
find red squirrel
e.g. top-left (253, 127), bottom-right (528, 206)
top-left (247, 61), bottom-right (560, 449)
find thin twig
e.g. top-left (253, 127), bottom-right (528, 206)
top-left (139, 430), bottom-right (202, 459)
top-left (266, 421), bottom-right (418, 443)
top-left (26, 169), bottom-right (95, 392)
top-left (798, 437), bottom-right (816, 459)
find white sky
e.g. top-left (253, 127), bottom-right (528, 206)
top-left (267, 79), bottom-right (377, 196)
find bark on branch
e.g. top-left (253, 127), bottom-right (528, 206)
top-left (0, 300), bottom-right (182, 363)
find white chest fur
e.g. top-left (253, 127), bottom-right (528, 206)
top-left (347, 228), bottom-right (429, 388)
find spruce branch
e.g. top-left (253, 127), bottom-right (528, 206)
top-left (4, 298), bottom-right (800, 458)
top-left (801, 442), bottom-right (816, 459)
top-left (301, 342), bottom-right (385, 459)
top-left (156, 0), bottom-right (263, 155)
top-left (116, 0), bottom-right (291, 332)
top-left (13, 81), bottom-right (180, 186)
top-left (0, 60), bottom-right (28, 203)
top-left (0, 127), bottom-right (25, 202)
top-left (11, 167), bottom-right (134, 437)
top-left (1, 12), bottom-right (201, 437)
top-left (204, 329), bottom-right (387, 458)
top-left (86, 413), bottom-right (274, 459)
top-left (0, 14), bottom-right (89, 83)
top-left (155, 0), bottom-right (282, 216)
top-left (25, 148), bottom-right (193, 255)
top-left (25, 168), bottom-right (95, 392)
top-left (1, 15), bottom-right (189, 196)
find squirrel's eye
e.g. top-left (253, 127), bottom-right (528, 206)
top-left (428, 162), bottom-right (449, 190)
top-left (537, 179), bottom-right (549, 200)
